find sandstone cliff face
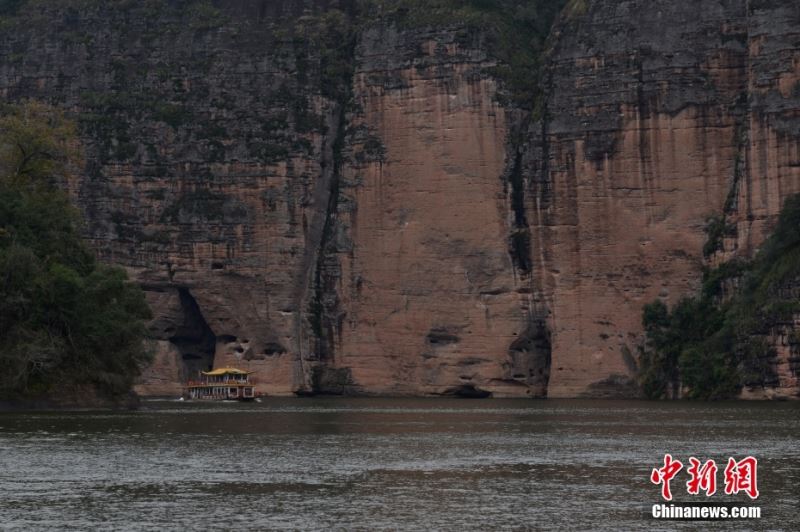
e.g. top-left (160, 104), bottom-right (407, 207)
top-left (1, 0), bottom-right (798, 398)
top-left (533, 0), bottom-right (800, 398)
top-left (536, 0), bottom-right (749, 396)
top-left (326, 26), bottom-right (543, 396)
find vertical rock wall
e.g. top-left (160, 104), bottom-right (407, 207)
top-left (0, 0), bottom-right (798, 397)
top-left (327, 26), bottom-right (539, 396)
top-left (536, 0), bottom-right (799, 397)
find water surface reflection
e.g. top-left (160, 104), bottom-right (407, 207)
top-left (0, 398), bottom-right (796, 530)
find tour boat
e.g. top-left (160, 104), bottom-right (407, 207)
top-left (184, 367), bottom-right (256, 401)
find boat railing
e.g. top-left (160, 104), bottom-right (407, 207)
top-left (185, 380), bottom-right (252, 387)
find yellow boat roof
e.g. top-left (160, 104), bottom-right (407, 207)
top-left (201, 367), bottom-right (252, 376)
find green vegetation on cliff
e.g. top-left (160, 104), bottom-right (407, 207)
top-left (0, 102), bottom-right (152, 401)
top-left (363, 0), bottom-right (568, 110)
top-left (640, 195), bottom-right (800, 399)
top-left (2, 0), bottom-right (571, 156)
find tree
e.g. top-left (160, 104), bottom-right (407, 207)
top-left (0, 101), bottom-right (152, 399)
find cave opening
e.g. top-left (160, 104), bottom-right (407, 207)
top-left (168, 287), bottom-right (217, 379)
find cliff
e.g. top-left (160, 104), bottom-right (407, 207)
top-left (1, 0), bottom-right (797, 398)
top-left (535, 0), bottom-right (800, 398)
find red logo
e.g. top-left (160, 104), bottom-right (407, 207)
top-left (651, 455), bottom-right (758, 500)
top-left (724, 456), bottom-right (759, 499)
top-left (686, 457), bottom-right (717, 496)
top-left (650, 454), bottom-right (683, 501)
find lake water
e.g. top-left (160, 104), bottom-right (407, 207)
top-left (0, 398), bottom-right (797, 530)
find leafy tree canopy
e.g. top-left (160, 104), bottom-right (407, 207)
top-left (0, 101), bottom-right (152, 399)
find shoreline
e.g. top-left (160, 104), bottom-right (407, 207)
top-left (0, 392), bottom-right (140, 412)
top-left (2, 392), bottom-right (796, 413)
